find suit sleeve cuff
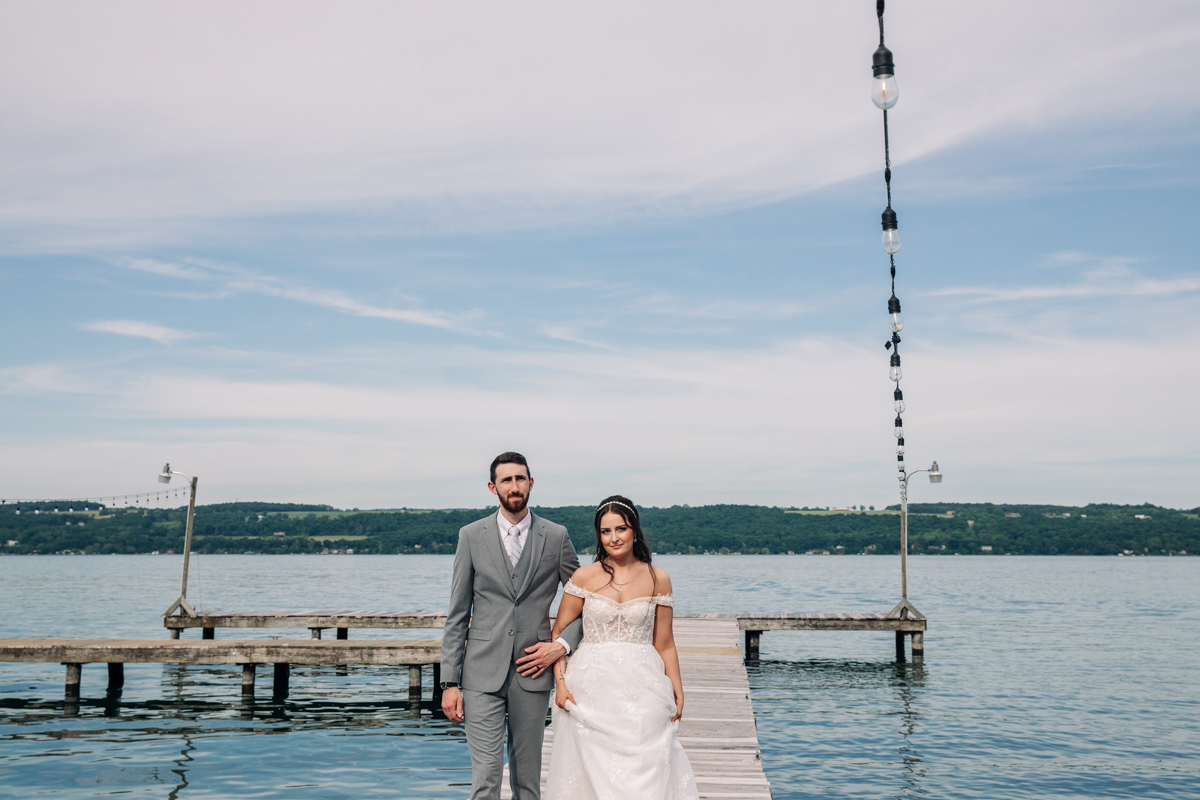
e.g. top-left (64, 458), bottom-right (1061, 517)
top-left (555, 636), bottom-right (571, 656)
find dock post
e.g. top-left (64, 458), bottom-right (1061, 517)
top-left (309, 628), bottom-right (321, 639)
top-left (64, 663), bottom-right (82, 697)
top-left (895, 631), bottom-right (906, 661)
top-left (202, 627), bottom-right (215, 640)
top-left (911, 631), bottom-right (924, 659)
top-left (744, 630), bottom-right (760, 661)
top-left (336, 628), bottom-right (348, 640)
top-left (273, 663), bottom-right (290, 699)
top-left (432, 663), bottom-right (442, 700)
top-left (169, 629), bottom-right (181, 640)
top-left (409, 666), bottom-right (423, 700)
top-left (107, 663), bottom-right (125, 692)
top-left (242, 664), bottom-right (257, 696)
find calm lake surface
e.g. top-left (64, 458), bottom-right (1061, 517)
top-left (1, 553), bottom-right (1197, 799)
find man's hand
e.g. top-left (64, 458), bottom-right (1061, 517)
top-left (516, 641), bottom-right (566, 678)
top-left (441, 686), bottom-right (463, 722)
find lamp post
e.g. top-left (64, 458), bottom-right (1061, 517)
top-left (888, 461), bottom-right (941, 620)
top-left (159, 463), bottom-right (199, 618)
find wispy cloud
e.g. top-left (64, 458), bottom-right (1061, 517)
top-left (117, 257), bottom-right (477, 333)
top-left (78, 319), bottom-right (201, 345)
top-left (541, 326), bottom-right (616, 350)
top-left (927, 255), bottom-right (1200, 303)
top-left (2, 3), bottom-right (1196, 246)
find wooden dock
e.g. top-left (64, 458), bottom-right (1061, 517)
top-left (0, 637), bottom-right (441, 698)
top-left (500, 618), bottom-right (771, 800)
top-left (162, 609), bottom-right (926, 658)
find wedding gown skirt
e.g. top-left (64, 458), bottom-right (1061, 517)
top-left (545, 582), bottom-right (699, 800)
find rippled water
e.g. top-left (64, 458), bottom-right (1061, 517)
top-left (1, 554), bottom-right (1197, 798)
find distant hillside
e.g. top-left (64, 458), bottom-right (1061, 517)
top-left (1, 501), bottom-right (1196, 556)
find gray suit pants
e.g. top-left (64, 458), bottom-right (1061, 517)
top-left (462, 661), bottom-right (550, 800)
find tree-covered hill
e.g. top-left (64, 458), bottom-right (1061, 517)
top-left (1, 501), bottom-right (1196, 556)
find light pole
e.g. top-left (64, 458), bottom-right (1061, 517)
top-left (888, 460), bottom-right (941, 620)
top-left (159, 463), bottom-right (199, 618)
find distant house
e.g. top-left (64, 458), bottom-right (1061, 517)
top-left (981, 545), bottom-right (993, 552)
top-left (1134, 514), bottom-right (1151, 520)
top-left (272, 531), bottom-right (286, 537)
top-left (1005, 512), bottom-right (1021, 518)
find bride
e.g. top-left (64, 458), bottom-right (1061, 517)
top-left (544, 496), bottom-right (699, 800)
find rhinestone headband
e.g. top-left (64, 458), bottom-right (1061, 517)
top-left (598, 499), bottom-right (636, 517)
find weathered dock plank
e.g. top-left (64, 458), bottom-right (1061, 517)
top-left (0, 638), bottom-right (442, 698)
top-left (500, 618), bottom-right (772, 799)
top-left (0, 638), bottom-right (441, 665)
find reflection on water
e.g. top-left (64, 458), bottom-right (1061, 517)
top-left (0, 663), bottom-right (469, 799)
top-left (749, 659), bottom-right (927, 800)
top-left (167, 733), bottom-right (193, 800)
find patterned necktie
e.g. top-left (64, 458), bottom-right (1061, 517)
top-left (506, 525), bottom-right (523, 567)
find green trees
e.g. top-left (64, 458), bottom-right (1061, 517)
top-left (1, 502), bottom-right (1196, 556)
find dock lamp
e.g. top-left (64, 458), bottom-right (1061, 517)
top-left (887, 461), bottom-right (942, 621)
top-left (159, 463), bottom-right (199, 618)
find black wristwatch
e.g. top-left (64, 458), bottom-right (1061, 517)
top-left (439, 681), bottom-right (459, 690)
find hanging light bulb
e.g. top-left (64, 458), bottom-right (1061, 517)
top-left (881, 207), bottom-right (901, 254)
top-left (872, 44), bottom-right (899, 109)
top-left (889, 351), bottom-right (902, 382)
top-left (894, 415), bottom-right (904, 439)
top-left (894, 388), bottom-right (905, 413)
top-left (888, 293), bottom-right (904, 332)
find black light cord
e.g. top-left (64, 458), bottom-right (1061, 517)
top-left (0, 488), bottom-right (185, 511)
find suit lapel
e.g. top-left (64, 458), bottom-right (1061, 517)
top-left (481, 515), bottom-right (518, 597)
top-left (514, 513), bottom-right (549, 600)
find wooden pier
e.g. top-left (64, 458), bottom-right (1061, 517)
top-left (161, 609), bottom-right (927, 658)
top-left (500, 618), bottom-right (771, 800)
top-left (0, 637), bottom-right (440, 699)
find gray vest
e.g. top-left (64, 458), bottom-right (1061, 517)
top-left (505, 528), bottom-right (535, 595)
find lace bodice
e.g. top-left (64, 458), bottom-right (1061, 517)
top-left (563, 580), bottom-right (674, 645)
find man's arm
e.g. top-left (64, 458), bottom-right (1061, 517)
top-left (557, 529), bottom-right (584, 651)
top-left (440, 528), bottom-right (473, 721)
top-left (516, 528), bottom-right (582, 678)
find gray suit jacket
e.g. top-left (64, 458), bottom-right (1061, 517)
top-left (442, 511), bottom-right (583, 694)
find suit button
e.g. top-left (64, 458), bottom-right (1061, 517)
top-left (515, 602), bottom-right (520, 607)
top-left (512, 573), bottom-right (518, 580)
top-left (508, 630), bottom-right (514, 636)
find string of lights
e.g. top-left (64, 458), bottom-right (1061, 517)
top-left (871, 1), bottom-right (939, 622)
top-left (871, 0), bottom-right (909, 497)
top-left (0, 488), bottom-right (187, 512)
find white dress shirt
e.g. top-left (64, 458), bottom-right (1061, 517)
top-left (496, 507), bottom-right (572, 656)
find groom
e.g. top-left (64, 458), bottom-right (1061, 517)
top-left (440, 452), bottom-right (583, 800)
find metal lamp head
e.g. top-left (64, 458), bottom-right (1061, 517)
top-left (158, 463), bottom-right (172, 484)
top-left (928, 461), bottom-right (942, 483)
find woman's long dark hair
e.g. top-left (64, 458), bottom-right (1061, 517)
top-left (594, 495), bottom-right (656, 595)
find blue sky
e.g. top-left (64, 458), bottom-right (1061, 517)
top-left (1, 1), bottom-right (1198, 510)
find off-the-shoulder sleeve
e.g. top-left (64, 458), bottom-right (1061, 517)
top-left (563, 580), bottom-right (588, 599)
top-left (652, 593), bottom-right (675, 607)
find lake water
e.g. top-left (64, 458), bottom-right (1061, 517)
top-left (1, 553), bottom-right (1197, 799)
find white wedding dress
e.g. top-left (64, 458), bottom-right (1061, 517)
top-left (545, 580), bottom-right (699, 800)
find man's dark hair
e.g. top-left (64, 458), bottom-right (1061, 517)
top-left (490, 452), bottom-right (530, 484)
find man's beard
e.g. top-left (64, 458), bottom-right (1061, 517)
top-left (500, 492), bottom-right (528, 515)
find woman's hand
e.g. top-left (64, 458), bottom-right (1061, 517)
top-left (554, 674), bottom-right (575, 712)
top-left (671, 692), bottom-right (684, 723)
